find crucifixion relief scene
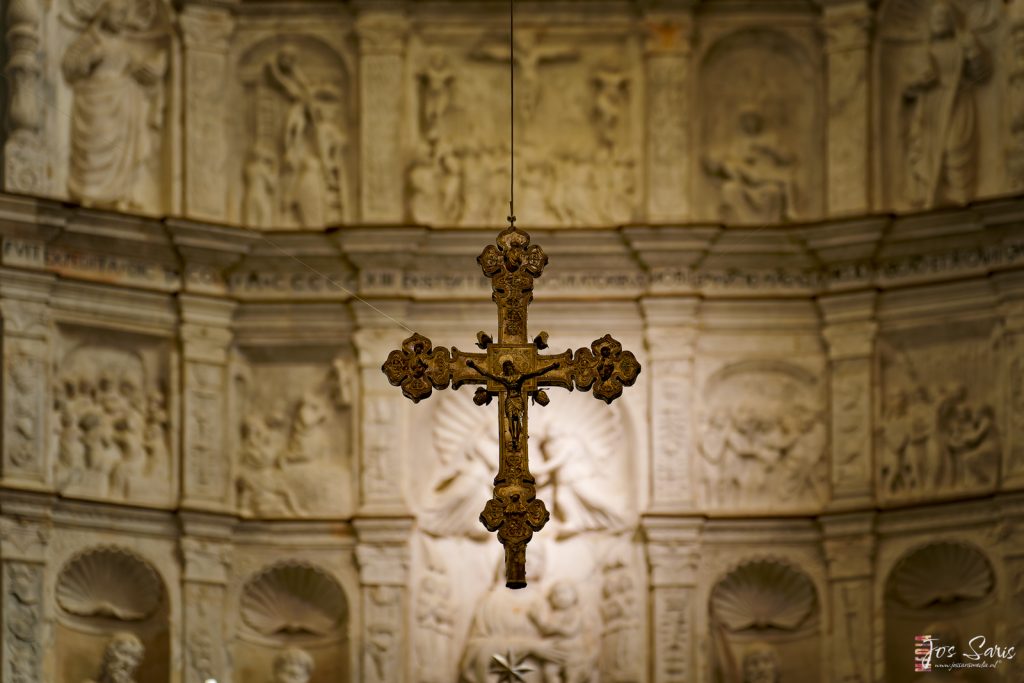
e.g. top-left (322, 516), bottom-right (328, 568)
top-left (1, 0), bottom-right (1024, 681)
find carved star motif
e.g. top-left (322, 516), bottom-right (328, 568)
top-left (490, 650), bottom-right (533, 682)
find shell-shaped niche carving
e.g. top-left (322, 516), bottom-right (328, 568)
top-left (56, 547), bottom-right (163, 621)
top-left (240, 562), bottom-right (347, 639)
top-left (889, 542), bottom-right (994, 610)
top-left (711, 560), bottom-right (817, 632)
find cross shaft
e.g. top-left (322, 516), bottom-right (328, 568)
top-left (382, 225), bottom-right (640, 588)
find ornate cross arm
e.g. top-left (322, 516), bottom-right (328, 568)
top-left (381, 332), bottom-right (486, 402)
top-left (537, 334), bottom-right (642, 404)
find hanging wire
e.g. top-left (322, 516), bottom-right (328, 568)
top-left (508, 0), bottom-right (516, 227)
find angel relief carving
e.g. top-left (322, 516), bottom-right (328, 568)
top-left (52, 347), bottom-right (171, 504)
top-left (61, 0), bottom-right (170, 213)
top-left (239, 42), bottom-right (351, 229)
top-left (417, 391), bottom-right (631, 541)
top-left (234, 364), bottom-right (353, 518)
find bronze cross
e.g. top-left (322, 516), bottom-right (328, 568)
top-left (381, 225), bottom-right (641, 588)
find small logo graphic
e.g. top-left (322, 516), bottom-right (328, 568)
top-left (915, 634), bottom-right (933, 672)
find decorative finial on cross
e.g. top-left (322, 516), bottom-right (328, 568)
top-left (507, 201), bottom-right (516, 228)
top-left (381, 227), bottom-right (641, 588)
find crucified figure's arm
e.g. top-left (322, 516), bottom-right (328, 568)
top-left (520, 362), bottom-right (560, 382)
top-left (466, 360), bottom-right (509, 387)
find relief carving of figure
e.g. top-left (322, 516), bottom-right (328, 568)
top-left (85, 632), bottom-right (144, 683)
top-left (235, 414), bottom-right (301, 517)
top-left (600, 562), bottom-right (642, 682)
top-left (53, 351), bottom-right (171, 503)
top-left (243, 145), bottom-right (278, 228)
top-left (703, 107), bottom-right (797, 223)
top-left (902, 0), bottom-right (991, 207)
top-left (272, 647), bottom-right (314, 683)
top-left (417, 52), bottom-right (455, 147)
top-left (528, 581), bottom-right (593, 683)
top-left (741, 642), bottom-right (780, 683)
top-left (62, 0), bottom-right (168, 212)
top-left (415, 565), bottom-right (455, 683)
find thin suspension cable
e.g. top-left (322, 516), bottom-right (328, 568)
top-left (509, 0), bottom-right (515, 224)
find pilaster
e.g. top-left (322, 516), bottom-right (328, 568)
top-left (819, 291), bottom-right (877, 505)
top-left (179, 513), bottom-right (234, 683)
top-left (355, 517), bottom-right (413, 683)
top-left (642, 298), bottom-right (699, 511)
top-left (994, 272), bottom-right (1024, 487)
top-left (355, 12), bottom-right (409, 223)
top-left (821, 512), bottom-right (875, 683)
top-left (180, 6), bottom-right (236, 222)
top-left (179, 294), bottom-right (237, 511)
top-left (642, 10), bottom-right (694, 222)
top-left (823, 0), bottom-right (873, 214)
top-left (643, 516), bottom-right (701, 683)
top-left (2, 0), bottom-right (48, 196)
top-left (0, 268), bottom-right (55, 490)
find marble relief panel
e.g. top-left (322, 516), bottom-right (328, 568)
top-left (232, 352), bottom-right (355, 519)
top-left (230, 32), bottom-right (356, 229)
top-left (696, 360), bottom-right (828, 513)
top-left (408, 390), bottom-right (645, 683)
top-left (406, 27), bottom-right (642, 228)
top-left (51, 326), bottom-right (176, 507)
top-left (876, 0), bottom-right (1006, 210)
top-left (696, 26), bottom-right (824, 224)
top-left (877, 323), bottom-right (1000, 504)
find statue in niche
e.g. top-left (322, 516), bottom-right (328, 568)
top-left (243, 145), bottom-right (278, 228)
top-left (703, 107), bottom-right (797, 224)
top-left (600, 561), bottom-right (642, 682)
top-left (243, 46), bottom-right (349, 228)
top-left (85, 632), bottom-right (144, 683)
top-left (62, 0), bottom-right (168, 212)
top-left (272, 647), bottom-right (314, 683)
top-left (901, 0), bottom-right (991, 207)
top-left (699, 372), bottom-right (827, 509)
top-left (53, 352), bottom-right (170, 503)
top-left (741, 642), bottom-right (780, 683)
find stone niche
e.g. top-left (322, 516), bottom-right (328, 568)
top-left (708, 559), bottom-right (821, 683)
top-left (232, 349), bottom-right (355, 519)
top-left (696, 24), bottom-right (824, 224)
top-left (52, 326), bottom-right (177, 507)
top-left (53, 0), bottom-right (177, 215)
top-left (406, 26), bottom-right (642, 228)
top-left (233, 560), bottom-right (351, 682)
top-left (230, 31), bottom-right (356, 229)
top-left (884, 541), bottom-right (998, 682)
top-left (697, 360), bottom-right (828, 513)
top-left (408, 389), bottom-right (645, 683)
top-left (54, 546), bottom-right (171, 682)
top-left (876, 320), bottom-right (1000, 505)
top-left (875, 0), bottom-right (1007, 210)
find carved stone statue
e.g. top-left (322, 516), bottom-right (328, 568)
top-left (902, 0), bottom-right (991, 207)
top-left (528, 581), bottom-right (592, 683)
top-left (742, 642), bottom-right (780, 683)
top-left (243, 145), bottom-right (278, 228)
top-left (703, 107), bottom-right (796, 223)
top-left (600, 561), bottom-right (642, 682)
top-left (417, 52), bottom-right (455, 147)
top-left (86, 632), bottom-right (144, 683)
top-left (414, 567), bottom-right (454, 683)
top-left (273, 647), bottom-right (315, 683)
top-left (62, 0), bottom-right (167, 212)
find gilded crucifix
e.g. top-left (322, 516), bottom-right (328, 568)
top-left (381, 222), bottom-right (640, 588)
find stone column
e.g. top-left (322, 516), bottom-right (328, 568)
top-left (353, 305), bottom-right (411, 515)
top-left (821, 513), bottom-right (875, 683)
top-left (819, 292), bottom-right (877, 505)
top-left (180, 516), bottom-right (233, 683)
top-left (0, 505), bottom-right (52, 683)
top-left (180, 6), bottom-right (235, 222)
top-left (180, 294), bottom-right (237, 511)
top-left (642, 298), bottom-right (699, 511)
top-left (2, 0), bottom-right (47, 195)
top-left (994, 272), bottom-right (1024, 486)
top-left (823, 0), bottom-right (873, 215)
top-left (644, 517), bottom-right (701, 683)
top-left (355, 12), bottom-right (408, 223)
top-left (643, 10), bottom-right (694, 223)
top-left (0, 269), bottom-right (54, 490)
top-left (355, 517), bottom-right (413, 683)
